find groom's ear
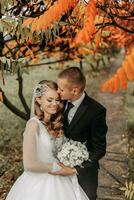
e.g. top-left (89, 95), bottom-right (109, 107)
top-left (73, 87), bottom-right (79, 95)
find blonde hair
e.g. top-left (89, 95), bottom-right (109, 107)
top-left (34, 80), bottom-right (64, 138)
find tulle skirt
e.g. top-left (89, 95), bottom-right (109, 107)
top-left (6, 171), bottom-right (89, 200)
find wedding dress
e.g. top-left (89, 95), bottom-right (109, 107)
top-left (6, 117), bottom-right (89, 200)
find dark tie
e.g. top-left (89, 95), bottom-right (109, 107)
top-left (64, 102), bottom-right (74, 127)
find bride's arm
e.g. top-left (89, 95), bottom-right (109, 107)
top-left (23, 120), bottom-right (61, 173)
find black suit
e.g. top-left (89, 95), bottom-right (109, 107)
top-left (63, 93), bottom-right (108, 200)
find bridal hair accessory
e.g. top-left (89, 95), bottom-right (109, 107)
top-left (30, 83), bottom-right (50, 118)
top-left (34, 84), bottom-right (50, 97)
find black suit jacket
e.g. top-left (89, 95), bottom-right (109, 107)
top-left (63, 93), bottom-right (108, 199)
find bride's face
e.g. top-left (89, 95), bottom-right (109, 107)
top-left (37, 89), bottom-right (61, 115)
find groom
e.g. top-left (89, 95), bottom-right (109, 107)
top-left (51, 67), bottom-right (108, 200)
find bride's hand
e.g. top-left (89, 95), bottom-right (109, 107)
top-left (49, 163), bottom-right (77, 176)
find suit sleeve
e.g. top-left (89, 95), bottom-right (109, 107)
top-left (75, 108), bottom-right (108, 173)
top-left (89, 108), bottom-right (108, 162)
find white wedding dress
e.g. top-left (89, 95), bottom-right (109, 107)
top-left (6, 117), bottom-right (89, 200)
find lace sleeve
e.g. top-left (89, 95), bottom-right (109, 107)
top-left (23, 119), bottom-right (61, 173)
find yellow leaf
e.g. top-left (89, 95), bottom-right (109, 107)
top-left (25, 48), bottom-right (34, 59)
top-left (130, 191), bottom-right (134, 200)
top-left (22, 18), bottom-right (34, 28)
top-left (123, 61), bottom-right (134, 81)
top-left (30, 57), bottom-right (40, 64)
top-left (0, 91), bottom-right (3, 102)
top-left (78, 47), bottom-right (94, 55)
top-left (129, 181), bottom-right (133, 190)
top-left (31, 18), bottom-right (39, 33)
top-left (120, 187), bottom-right (126, 191)
top-left (125, 181), bottom-right (129, 189)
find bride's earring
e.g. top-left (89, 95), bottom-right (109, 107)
top-left (40, 105), bottom-right (43, 111)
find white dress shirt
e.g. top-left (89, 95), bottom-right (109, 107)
top-left (65, 92), bottom-right (85, 124)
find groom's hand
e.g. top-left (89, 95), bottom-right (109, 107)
top-left (49, 163), bottom-right (77, 176)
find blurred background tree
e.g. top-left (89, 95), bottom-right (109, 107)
top-left (0, 0), bottom-right (134, 119)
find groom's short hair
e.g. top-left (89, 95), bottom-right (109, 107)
top-left (58, 67), bottom-right (86, 91)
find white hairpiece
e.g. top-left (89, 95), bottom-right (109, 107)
top-left (30, 83), bottom-right (50, 118)
top-left (34, 83), bottom-right (50, 97)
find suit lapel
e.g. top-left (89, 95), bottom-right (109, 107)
top-left (67, 94), bottom-right (89, 132)
top-left (63, 100), bottom-right (67, 109)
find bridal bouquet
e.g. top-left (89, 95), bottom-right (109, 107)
top-left (56, 137), bottom-right (89, 167)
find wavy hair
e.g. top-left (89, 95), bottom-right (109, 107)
top-left (34, 80), bottom-right (64, 138)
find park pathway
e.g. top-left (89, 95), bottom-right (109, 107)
top-left (96, 92), bottom-right (128, 200)
top-left (93, 52), bottom-right (128, 200)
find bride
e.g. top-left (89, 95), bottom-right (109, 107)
top-left (5, 80), bottom-right (89, 200)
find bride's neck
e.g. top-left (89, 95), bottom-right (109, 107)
top-left (43, 112), bottom-right (51, 123)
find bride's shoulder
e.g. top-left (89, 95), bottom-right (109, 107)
top-left (26, 117), bottom-right (40, 130)
top-left (23, 117), bottom-right (41, 137)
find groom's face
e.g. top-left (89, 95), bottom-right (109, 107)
top-left (57, 78), bottom-right (75, 101)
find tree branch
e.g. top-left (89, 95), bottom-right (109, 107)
top-left (79, 60), bottom-right (83, 71)
top-left (0, 88), bottom-right (29, 120)
top-left (27, 58), bottom-right (73, 67)
top-left (96, 22), bottom-right (114, 30)
top-left (97, 2), bottom-right (134, 34)
top-left (109, 13), bottom-right (134, 34)
top-left (17, 68), bottom-right (30, 117)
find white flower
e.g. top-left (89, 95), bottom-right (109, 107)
top-left (57, 137), bottom-right (90, 167)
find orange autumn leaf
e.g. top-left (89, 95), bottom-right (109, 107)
top-left (123, 60), bottom-right (134, 81)
top-left (101, 75), bottom-right (121, 93)
top-left (3, 46), bottom-right (9, 55)
top-left (109, 80), bottom-right (115, 93)
top-left (101, 78), bottom-right (116, 93)
top-left (32, 46), bottom-right (40, 52)
top-left (15, 50), bottom-right (20, 59)
top-left (94, 34), bottom-right (102, 50)
top-left (35, 15), bottom-right (44, 32)
top-left (113, 74), bottom-right (120, 93)
top-left (78, 47), bottom-right (94, 55)
top-left (74, 0), bottom-right (97, 45)
top-left (25, 48), bottom-right (34, 58)
top-left (41, 0), bottom-right (77, 31)
top-left (126, 51), bottom-right (134, 72)
top-left (23, 0), bottom-right (77, 32)
top-left (71, 1), bottom-right (85, 22)
top-left (117, 68), bottom-right (128, 90)
top-left (20, 46), bottom-right (27, 52)
top-left (22, 18), bottom-right (34, 28)
top-left (30, 57), bottom-right (40, 64)
top-left (6, 40), bottom-right (17, 49)
top-left (104, 25), bottom-right (134, 48)
top-left (101, 81), bottom-right (110, 93)
top-left (31, 18), bottom-right (40, 33)
top-left (101, 46), bottom-right (134, 93)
